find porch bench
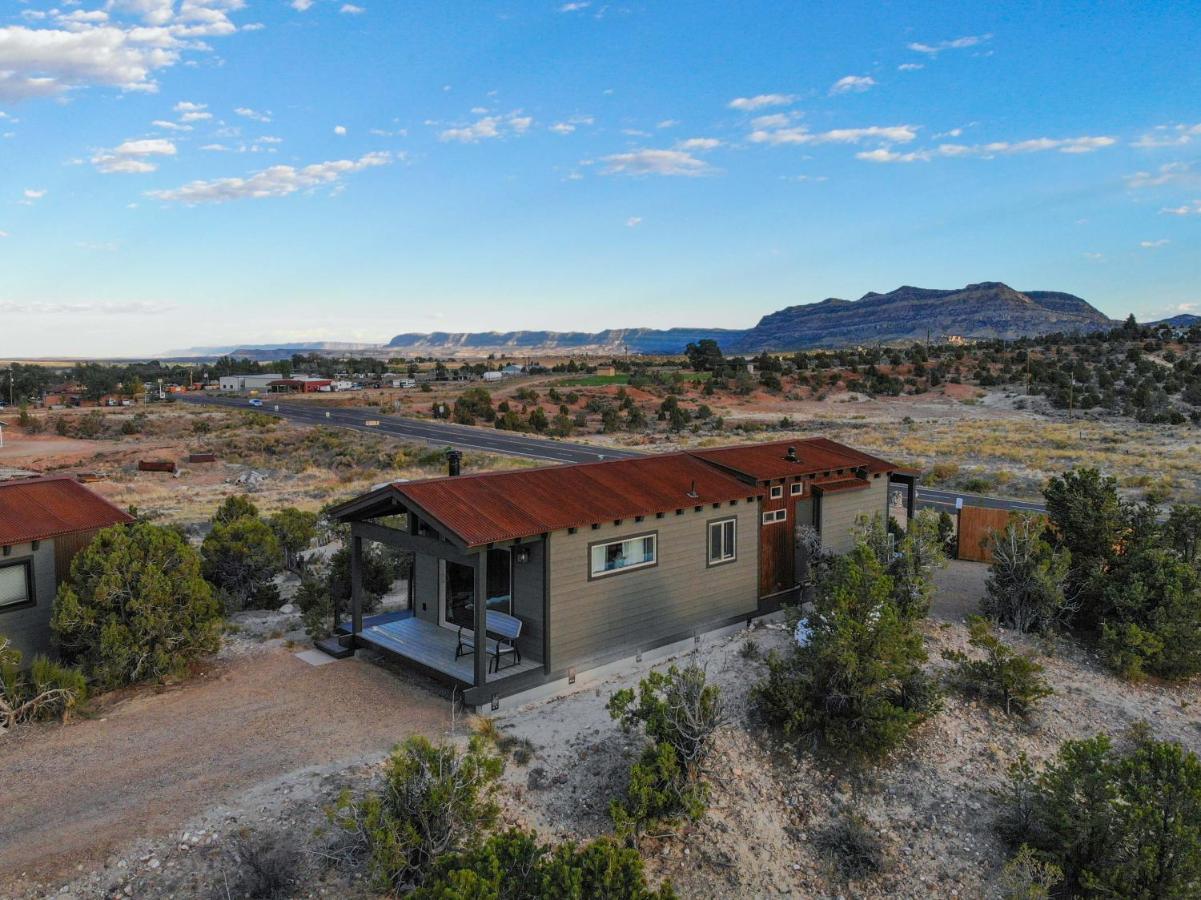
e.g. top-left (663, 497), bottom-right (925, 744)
top-left (455, 610), bottom-right (523, 673)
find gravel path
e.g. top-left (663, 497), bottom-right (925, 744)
top-left (0, 645), bottom-right (451, 892)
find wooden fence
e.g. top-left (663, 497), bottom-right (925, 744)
top-left (956, 506), bottom-right (1016, 563)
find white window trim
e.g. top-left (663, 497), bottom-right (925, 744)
top-left (761, 509), bottom-right (788, 525)
top-left (589, 533), bottom-right (658, 579)
top-left (707, 517), bottom-right (737, 565)
top-left (790, 481), bottom-right (804, 496)
top-left (769, 485), bottom-right (784, 499)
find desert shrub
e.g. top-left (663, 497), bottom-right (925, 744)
top-left (414, 828), bottom-right (676, 899)
top-left (607, 663), bottom-right (723, 840)
top-left (999, 728), bottom-right (1201, 898)
top-left (753, 542), bottom-right (935, 761)
top-left (814, 812), bottom-right (887, 881)
top-left (471, 716), bottom-right (535, 765)
top-left (296, 572), bottom-right (334, 640)
top-left (327, 542), bottom-right (391, 616)
top-left (52, 523), bottom-right (222, 689)
top-left (1166, 504), bottom-right (1201, 564)
top-left (0, 636), bottom-right (87, 728)
top-left (854, 511), bottom-right (946, 619)
top-left (453, 388), bottom-right (495, 425)
top-left (983, 515), bottom-right (1073, 633)
top-left (212, 493), bottom-right (260, 525)
top-left (201, 516), bottom-right (282, 612)
top-left (995, 845), bottom-right (1063, 900)
top-left (942, 617), bottom-right (1052, 717)
top-left (267, 507), bottom-right (318, 571)
top-left (330, 735), bottom-right (503, 893)
top-left (214, 831), bottom-right (299, 900)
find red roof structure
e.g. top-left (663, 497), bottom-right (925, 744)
top-left (689, 437), bottom-right (903, 482)
top-left (0, 476), bottom-right (134, 546)
top-left (374, 453), bottom-right (759, 548)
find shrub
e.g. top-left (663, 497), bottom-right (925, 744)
top-left (52, 523), bottom-right (222, 689)
top-left (942, 617), bottom-right (1052, 717)
top-left (414, 828), bottom-right (676, 899)
top-left (267, 507), bottom-right (318, 571)
top-left (201, 516), bottom-right (282, 612)
top-left (999, 728), bottom-right (1201, 898)
top-left (753, 543), bottom-right (935, 761)
top-left (853, 511), bottom-right (946, 620)
top-left (212, 493), bottom-right (260, 526)
top-left (995, 845), bottom-right (1063, 900)
top-left (814, 812), bottom-right (887, 881)
top-left (983, 515), bottom-right (1073, 633)
top-left (216, 831), bottom-right (299, 900)
top-left (607, 663), bottom-right (723, 840)
top-left (0, 636), bottom-right (87, 728)
top-left (330, 735), bottom-right (503, 893)
top-left (296, 572), bottom-right (334, 640)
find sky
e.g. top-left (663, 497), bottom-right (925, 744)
top-left (0, 1), bottom-right (1199, 358)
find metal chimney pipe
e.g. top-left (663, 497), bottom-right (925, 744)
top-left (786, 446), bottom-right (798, 462)
top-left (447, 449), bottom-right (463, 477)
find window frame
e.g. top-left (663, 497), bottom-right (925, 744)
top-left (706, 516), bottom-right (737, 567)
top-left (587, 531), bottom-right (659, 580)
top-left (769, 484), bottom-right (784, 499)
top-left (761, 509), bottom-right (788, 525)
top-left (790, 481), bottom-right (804, 496)
top-left (0, 558), bottom-right (35, 614)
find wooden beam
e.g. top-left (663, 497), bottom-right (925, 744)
top-left (474, 550), bottom-right (488, 688)
top-left (351, 520), bottom-right (476, 565)
top-left (350, 532), bottom-right (364, 641)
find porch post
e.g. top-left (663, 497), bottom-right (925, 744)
top-left (474, 550), bottom-right (488, 688)
top-left (350, 531), bottom-right (364, 642)
top-left (906, 478), bottom-right (916, 524)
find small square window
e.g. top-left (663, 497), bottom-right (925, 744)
top-left (790, 482), bottom-right (803, 496)
top-left (769, 485), bottom-right (783, 499)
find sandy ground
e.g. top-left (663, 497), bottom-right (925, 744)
top-left (0, 645), bottom-right (453, 895)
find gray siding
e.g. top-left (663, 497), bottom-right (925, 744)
top-left (413, 554), bottom-right (439, 625)
top-left (819, 475), bottom-right (890, 554)
top-left (547, 500), bottom-right (759, 672)
top-left (1, 540), bottom-right (58, 662)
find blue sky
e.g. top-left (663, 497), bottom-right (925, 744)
top-left (1, 0), bottom-right (1198, 357)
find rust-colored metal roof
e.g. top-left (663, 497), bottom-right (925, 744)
top-left (814, 477), bottom-right (872, 495)
top-left (389, 453), bottom-right (759, 548)
top-left (0, 476), bottom-right (134, 546)
top-left (689, 437), bottom-right (900, 482)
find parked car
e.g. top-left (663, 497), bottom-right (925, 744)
top-left (248, 398), bottom-right (264, 407)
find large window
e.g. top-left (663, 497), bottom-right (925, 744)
top-left (0, 560), bottom-right (33, 612)
top-left (708, 518), bottom-right (737, 565)
top-left (590, 533), bottom-right (657, 578)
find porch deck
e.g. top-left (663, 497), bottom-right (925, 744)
top-left (355, 615), bottom-right (541, 685)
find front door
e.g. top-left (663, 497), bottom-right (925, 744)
top-left (439, 549), bottom-right (513, 632)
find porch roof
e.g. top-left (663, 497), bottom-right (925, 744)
top-left (335, 452), bottom-right (758, 549)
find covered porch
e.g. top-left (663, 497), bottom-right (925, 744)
top-left (329, 477), bottom-right (549, 706)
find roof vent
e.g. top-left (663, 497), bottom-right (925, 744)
top-left (785, 446), bottom-right (798, 462)
top-left (686, 479), bottom-right (699, 500)
top-left (446, 448), bottom-right (463, 477)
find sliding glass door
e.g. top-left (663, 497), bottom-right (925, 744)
top-left (440, 549), bottom-right (512, 631)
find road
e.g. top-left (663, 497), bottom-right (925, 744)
top-left (182, 394), bottom-right (1046, 512)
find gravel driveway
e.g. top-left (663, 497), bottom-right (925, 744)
top-left (0, 645), bottom-right (450, 889)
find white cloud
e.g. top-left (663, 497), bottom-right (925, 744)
top-left (600, 148), bottom-right (713, 177)
top-left (340, 3), bottom-right (365, 13)
top-left (549, 122), bottom-right (576, 135)
top-left (750, 113), bottom-right (791, 129)
top-left (625, 216), bottom-right (642, 228)
top-left (1161, 201), bottom-right (1201, 216)
top-left (898, 63), bottom-right (923, 71)
top-left (657, 119), bottom-right (679, 129)
top-left (1132, 123), bottom-right (1201, 148)
top-left (152, 119), bottom-right (192, 131)
top-left (1125, 162), bottom-right (1197, 189)
top-left (291, 0), bottom-right (315, 10)
top-left (333, 124), bottom-right (347, 135)
top-left (559, 2), bottom-right (590, 11)
top-left (676, 137), bottom-right (721, 151)
top-left (1140, 239), bottom-right (1170, 249)
top-left (0, 300), bottom-right (174, 316)
top-left (23, 188), bottom-right (46, 199)
top-left (0, 230), bottom-right (8, 238)
top-left (147, 151), bottom-right (391, 203)
top-left (937, 135), bottom-right (1116, 157)
top-left (856, 148), bottom-right (930, 163)
top-left (907, 34), bottom-right (991, 55)
top-left (92, 137), bottom-right (177, 173)
top-left (439, 111), bottom-right (532, 143)
top-left (1083, 252), bottom-right (1104, 261)
top-left (750, 124), bottom-right (919, 146)
top-left (728, 93), bottom-right (795, 111)
top-left (830, 75), bottom-right (875, 95)
top-left (235, 106), bottom-right (271, 122)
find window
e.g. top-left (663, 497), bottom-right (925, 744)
top-left (708, 518), bottom-right (737, 565)
top-left (769, 485), bottom-right (784, 499)
top-left (762, 509), bottom-right (787, 525)
top-left (790, 482), bottom-right (804, 496)
top-left (590, 533), bottom-right (657, 578)
top-left (0, 560), bottom-right (33, 612)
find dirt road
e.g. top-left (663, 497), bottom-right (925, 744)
top-left (0, 646), bottom-right (450, 888)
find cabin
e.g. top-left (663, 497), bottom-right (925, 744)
top-left (328, 437), bottom-right (912, 710)
top-left (0, 476), bottom-right (134, 661)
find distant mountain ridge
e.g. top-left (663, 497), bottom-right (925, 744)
top-left (175, 282), bottom-right (1121, 360)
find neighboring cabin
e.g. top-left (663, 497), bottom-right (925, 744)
top-left (0, 476), bottom-right (134, 660)
top-left (330, 438), bottom-right (913, 709)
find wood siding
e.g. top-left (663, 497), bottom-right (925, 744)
top-left (52, 528), bottom-right (100, 584)
top-left (818, 475), bottom-right (890, 555)
top-left (547, 500), bottom-right (759, 672)
top-left (957, 506), bottom-right (1025, 563)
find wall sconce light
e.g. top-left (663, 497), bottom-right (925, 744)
top-left (514, 547), bottom-right (531, 565)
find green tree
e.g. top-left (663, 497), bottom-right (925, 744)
top-left (268, 507), bottom-right (318, 571)
top-left (684, 338), bottom-right (724, 373)
top-left (1043, 469), bottom-right (1125, 629)
top-left (1166, 504), bottom-right (1201, 564)
top-left (52, 523), bottom-right (222, 689)
top-left (201, 517), bottom-right (282, 611)
top-left (212, 493), bottom-right (260, 526)
top-left (983, 514), bottom-right (1073, 633)
top-left (453, 388), bottom-right (495, 425)
top-left (942, 617), bottom-right (1053, 717)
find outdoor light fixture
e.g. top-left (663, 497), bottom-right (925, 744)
top-left (514, 547), bottom-right (531, 564)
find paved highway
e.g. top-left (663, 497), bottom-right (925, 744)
top-left (180, 394), bottom-right (643, 464)
top-left (182, 394), bottom-right (1046, 512)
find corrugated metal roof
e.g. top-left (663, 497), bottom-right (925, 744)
top-left (391, 453), bottom-right (758, 548)
top-left (0, 476), bottom-right (134, 546)
top-left (689, 437), bottom-right (900, 482)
